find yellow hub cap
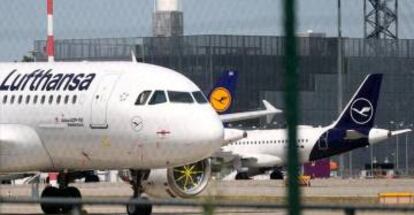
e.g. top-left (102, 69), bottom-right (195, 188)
top-left (173, 163), bottom-right (204, 191)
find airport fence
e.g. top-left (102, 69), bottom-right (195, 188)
top-left (2, 197), bottom-right (414, 215)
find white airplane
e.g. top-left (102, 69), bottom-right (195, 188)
top-left (0, 61), bottom-right (274, 215)
top-left (120, 70), bottom-right (280, 199)
top-left (219, 74), bottom-right (412, 180)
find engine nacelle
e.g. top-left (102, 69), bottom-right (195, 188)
top-left (142, 159), bottom-right (211, 198)
top-left (368, 128), bottom-right (391, 145)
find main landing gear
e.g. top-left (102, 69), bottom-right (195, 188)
top-left (40, 173), bottom-right (81, 214)
top-left (126, 170), bottom-right (152, 215)
top-left (235, 171), bottom-right (251, 180)
top-left (270, 169), bottom-right (284, 180)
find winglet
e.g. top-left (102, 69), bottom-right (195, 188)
top-left (131, 50), bottom-right (137, 63)
top-left (262, 100), bottom-right (282, 113)
top-left (262, 100), bottom-right (282, 123)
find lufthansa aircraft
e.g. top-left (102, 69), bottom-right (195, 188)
top-left (127, 70), bottom-right (280, 200)
top-left (220, 74), bottom-right (412, 179)
top-left (0, 61), bottom-right (256, 215)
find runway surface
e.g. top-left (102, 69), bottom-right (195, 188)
top-left (1, 178), bottom-right (414, 214)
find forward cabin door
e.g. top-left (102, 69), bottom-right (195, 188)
top-left (90, 75), bottom-right (119, 129)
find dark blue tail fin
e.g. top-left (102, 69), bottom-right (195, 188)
top-left (333, 74), bottom-right (383, 132)
top-left (208, 70), bottom-right (239, 114)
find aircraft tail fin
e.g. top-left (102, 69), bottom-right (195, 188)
top-left (208, 70), bottom-right (239, 114)
top-left (332, 74), bottom-right (383, 132)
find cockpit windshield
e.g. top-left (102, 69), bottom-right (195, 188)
top-left (192, 91), bottom-right (208, 104)
top-left (148, 90), bottom-right (167, 105)
top-left (168, 91), bottom-right (194, 103)
top-left (135, 90), bottom-right (152, 105)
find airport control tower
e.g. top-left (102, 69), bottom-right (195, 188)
top-left (153, 0), bottom-right (183, 37)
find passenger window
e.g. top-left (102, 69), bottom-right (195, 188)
top-left (18, 95), bottom-right (22, 104)
top-left (135, 90), bottom-right (152, 105)
top-left (148, 90), bottom-right (167, 105)
top-left (168, 91), bottom-right (194, 103)
top-left (56, 95), bottom-right (61, 104)
top-left (192, 91), bottom-right (208, 104)
top-left (72, 95), bottom-right (77, 104)
top-left (48, 95), bottom-right (53, 104)
top-left (33, 95), bottom-right (38, 104)
top-left (2, 95), bottom-right (7, 104)
top-left (10, 95), bottom-right (15, 104)
top-left (25, 95), bottom-right (30, 104)
top-left (64, 95), bottom-right (69, 104)
top-left (41, 95), bottom-right (46, 104)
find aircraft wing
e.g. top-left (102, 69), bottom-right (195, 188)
top-left (213, 150), bottom-right (282, 167)
top-left (219, 100), bottom-right (282, 123)
top-left (0, 173), bottom-right (37, 182)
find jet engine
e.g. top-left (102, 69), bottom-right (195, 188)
top-left (141, 159), bottom-right (211, 198)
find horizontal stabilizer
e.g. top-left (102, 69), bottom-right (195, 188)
top-left (391, 129), bottom-right (412, 136)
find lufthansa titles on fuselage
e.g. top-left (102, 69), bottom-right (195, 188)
top-left (0, 69), bottom-right (96, 91)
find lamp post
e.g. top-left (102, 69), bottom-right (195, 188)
top-left (370, 125), bottom-right (377, 176)
top-left (406, 123), bottom-right (413, 175)
top-left (396, 122), bottom-right (404, 172)
top-left (389, 121), bottom-right (396, 170)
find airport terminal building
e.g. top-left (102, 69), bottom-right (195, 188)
top-left (33, 35), bottom-right (414, 176)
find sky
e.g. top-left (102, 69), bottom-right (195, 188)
top-left (1, 0), bottom-right (414, 61)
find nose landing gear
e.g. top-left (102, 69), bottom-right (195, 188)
top-left (127, 170), bottom-right (152, 215)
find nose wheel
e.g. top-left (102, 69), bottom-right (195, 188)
top-left (127, 170), bottom-right (152, 215)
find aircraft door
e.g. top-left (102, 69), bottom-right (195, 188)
top-left (90, 75), bottom-right (119, 129)
top-left (318, 131), bottom-right (329, 150)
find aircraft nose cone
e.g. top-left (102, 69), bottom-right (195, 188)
top-left (191, 106), bottom-right (224, 154)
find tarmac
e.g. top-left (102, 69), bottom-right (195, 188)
top-left (1, 178), bottom-right (414, 214)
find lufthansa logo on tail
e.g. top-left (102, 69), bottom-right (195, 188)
top-left (350, 98), bottom-right (373, 125)
top-left (209, 87), bottom-right (232, 113)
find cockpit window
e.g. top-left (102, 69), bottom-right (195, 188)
top-left (192, 91), bottom-right (208, 104)
top-left (135, 90), bottom-right (152, 105)
top-left (148, 90), bottom-right (167, 105)
top-left (168, 91), bottom-right (194, 103)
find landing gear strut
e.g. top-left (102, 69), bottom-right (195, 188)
top-left (127, 170), bottom-right (152, 215)
top-left (40, 173), bottom-right (82, 214)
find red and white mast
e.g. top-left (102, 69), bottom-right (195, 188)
top-left (46, 0), bottom-right (54, 62)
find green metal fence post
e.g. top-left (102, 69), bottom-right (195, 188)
top-left (283, 0), bottom-right (301, 215)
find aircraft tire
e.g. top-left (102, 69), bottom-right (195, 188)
top-left (61, 186), bottom-right (82, 213)
top-left (127, 197), bottom-right (152, 215)
top-left (85, 174), bottom-right (100, 183)
top-left (40, 186), bottom-right (61, 214)
top-left (235, 172), bottom-right (250, 180)
top-left (270, 170), bottom-right (284, 180)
